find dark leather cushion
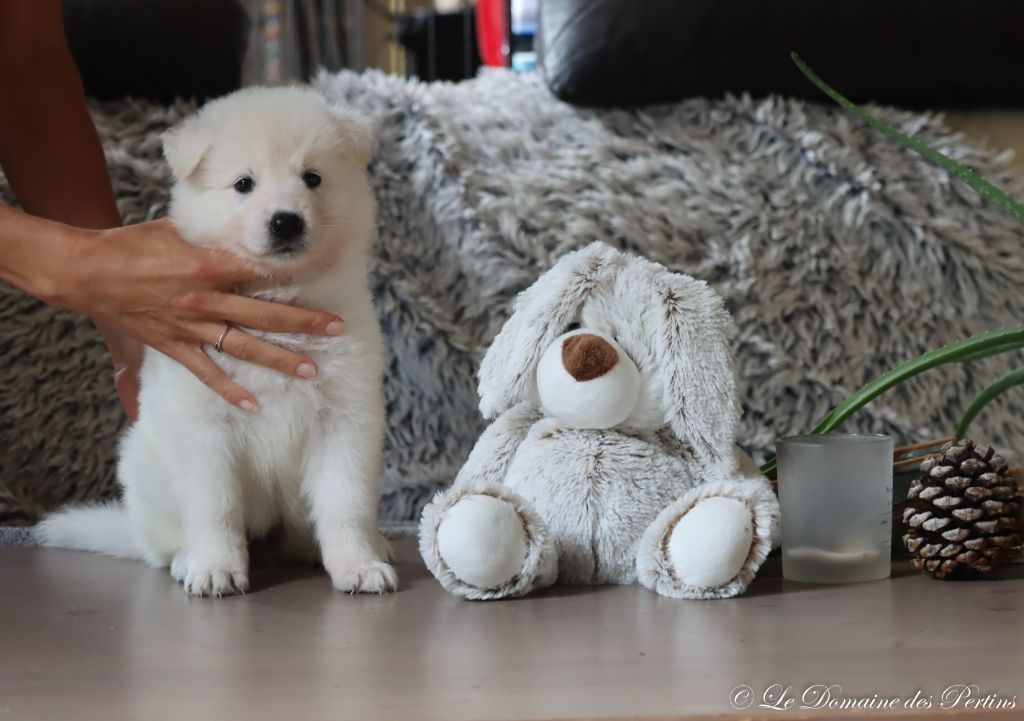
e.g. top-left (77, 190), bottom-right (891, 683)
top-left (538, 0), bottom-right (1024, 107)
top-left (62, 0), bottom-right (249, 102)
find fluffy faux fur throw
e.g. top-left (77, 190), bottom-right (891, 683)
top-left (2, 69), bottom-right (1023, 526)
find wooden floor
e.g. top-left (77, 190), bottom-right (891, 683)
top-left (1, 540), bottom-right (1022, 721)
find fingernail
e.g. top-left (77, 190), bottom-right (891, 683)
top-left (326, 320), bottom-right (345, 335)
top-left (239, 399), bottom-right (257, 413)
top-left (297, 362), bottom-right (317, 379)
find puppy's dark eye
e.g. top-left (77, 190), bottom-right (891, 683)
top-left (233, 177), bottom-right (254, 194)
top-left (302, 171), bottom-right (321, 189)
top-left (565, 322), bottom-right (581, 333)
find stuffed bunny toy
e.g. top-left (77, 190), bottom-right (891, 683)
top-left (418, 242), bottom-right (780, 600)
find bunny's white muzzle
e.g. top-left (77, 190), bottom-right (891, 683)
top-left (536, 329), bottom-right (640, 429)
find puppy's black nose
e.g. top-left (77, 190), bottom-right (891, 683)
top-left (269, 212), bottom-right (305, 252)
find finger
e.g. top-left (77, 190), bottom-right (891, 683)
top-left (95, 324), bottom-right (145, 421)
top-left (113, 366), bottom-right (140, 422)
top-left (205, 293), bottom-right (345, 336)
top-left (198, 322), bottom-right (319, 379)
top-left (165, 343), bottom-right (258, 412)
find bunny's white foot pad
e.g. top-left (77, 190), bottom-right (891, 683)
top-left (436, 495), bottom-right (528, 590)
top-left (665, 497), bottom-right (753, 589)
top-left (637, 478), bottom-right (778, 600)
top-left (420, 484), bottom-right (557, 600)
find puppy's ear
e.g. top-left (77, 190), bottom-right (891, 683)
top-left (162, 115), bottom-right (210, 181)
top-left (478, 241), bottom-right (622, 419)
top-left (331, 109), bottom-right (374, 167)
top-left (648, 266), bottom-right (741, 471)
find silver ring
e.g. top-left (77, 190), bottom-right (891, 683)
top-left (214, 324), bottom-right (232, 354)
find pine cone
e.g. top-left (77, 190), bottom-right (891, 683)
top-left (902, 439), bottom-right (1022, 579)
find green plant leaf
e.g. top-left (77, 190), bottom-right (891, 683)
top-left (761, 326), bottom-right (1024, 476)
top-left (791, 52), bottom-right (1024, 226)
top-left (956, 367), bottom-right (1024, 439)
top-left (957, 341), bottom-right (1024, 364)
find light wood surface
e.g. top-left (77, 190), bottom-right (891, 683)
top-left (1, 540), bottom-right (1022, 721)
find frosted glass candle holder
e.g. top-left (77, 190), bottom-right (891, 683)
top-left (777, 434), bottom-right (894, 583)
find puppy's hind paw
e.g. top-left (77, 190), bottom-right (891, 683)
top-left (329, 560), bottom-right (398, 594)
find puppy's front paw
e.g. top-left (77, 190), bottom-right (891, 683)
top-left (174, 552), bottom-right (249, 597)
top-left (170, 550), bottom-right (189, 583)
top-left (326, 558), bottom-right (398, 594)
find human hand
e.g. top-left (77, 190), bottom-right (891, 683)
top-left (43, 218), bottom-right (345, 412)
top-left (94, 322), bottom-right (145, 421)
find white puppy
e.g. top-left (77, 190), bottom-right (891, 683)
top-left (38, 87), bottom-right (397, 597)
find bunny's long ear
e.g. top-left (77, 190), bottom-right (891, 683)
top-left (650, 268), bottom-right (741, 471)
top-left (478, 242), bottom-right (622, 419)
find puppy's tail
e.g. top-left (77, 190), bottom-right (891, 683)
top-left (36, 501), bottom-right (144, 559)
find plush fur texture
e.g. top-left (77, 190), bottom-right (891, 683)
top-left (37, 87), bottom-right (397, 596)
top-left (3, 69), bottom-right (1024, 527)
top-left (419, 243), bottom-right (781, 599)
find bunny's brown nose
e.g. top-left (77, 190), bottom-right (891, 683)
top-left (561, 333), bottom-right (619, 381)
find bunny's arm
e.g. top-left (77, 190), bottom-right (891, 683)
top-left (451, 402), bottom-right (542, 491)
top-left (418, 402), bottom-right (557, 600)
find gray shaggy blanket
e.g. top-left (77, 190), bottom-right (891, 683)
top-left (2, 69), bottom-right (1023, 527)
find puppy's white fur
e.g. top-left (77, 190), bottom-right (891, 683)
top-left (39, 87), bottom-right (396, 596)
